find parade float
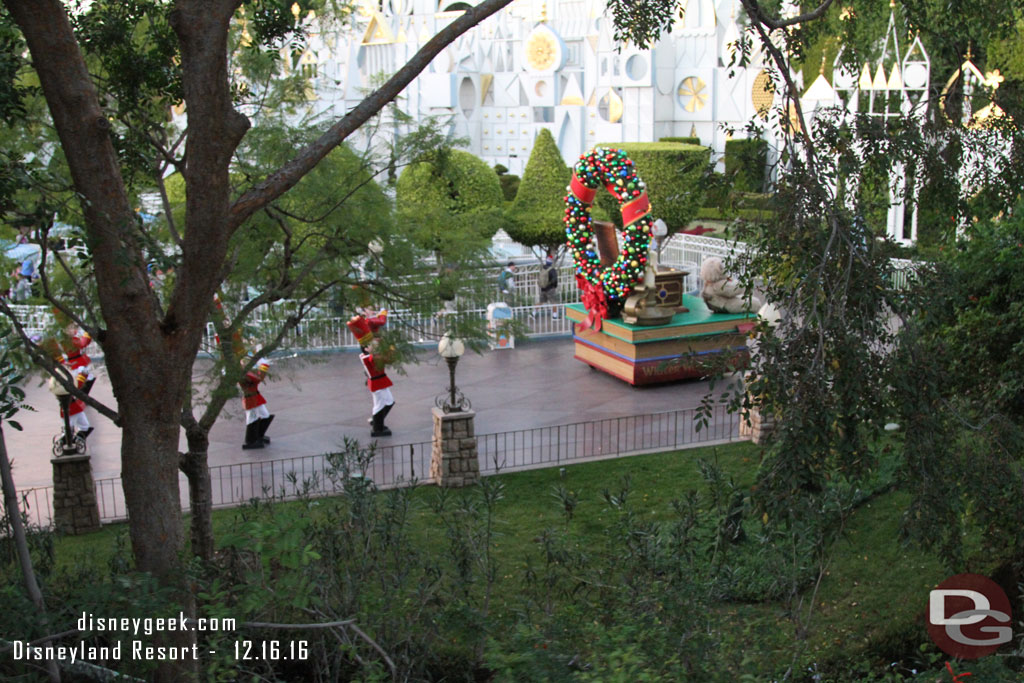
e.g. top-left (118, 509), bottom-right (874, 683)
top-left (563, 147), bottom-right (757, 386)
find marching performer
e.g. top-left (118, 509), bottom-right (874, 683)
top-left (51, 366), bottom-right (93, 442)
top-left (240, 357), bottom-right (274, 450)
top-left (347, 312), bottom-right (395, 438)
top-left (63, 328), bottom-right (96, 395)
top-left (43, 322), bottom-right (96, 448)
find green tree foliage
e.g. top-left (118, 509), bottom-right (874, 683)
top-left (229, 128), bottom-right (394, 290)
top-left (605, 0), bottom-right (676, 48)
top-left (505, 128), bottom-right (570, 252)
top-left (0, 2), bottom-right (520, 652)
top-left (986, 13), bottom-right (1024, 120)
top-left (397, 148), bottom-right (503, 218)
top-left (724, 138), bottom-right (768, 193)
top-left (396, 148), bottom-right (505, 254)
top-left (895, 212), bottom-right (1024, 569)
top-left (594, 141), bottom-right (709, 232)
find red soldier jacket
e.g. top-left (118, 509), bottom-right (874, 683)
top-left (360, 353), bottom-right (393, 392)
top-left (239, 370), bottom-right (268, 410)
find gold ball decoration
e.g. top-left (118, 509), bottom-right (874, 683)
top-left (751, 70), bottom-right (775, 120)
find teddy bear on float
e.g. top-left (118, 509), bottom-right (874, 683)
top-left (700, 257), bottom-right (762, 314)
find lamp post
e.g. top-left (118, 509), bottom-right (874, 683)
top-left (430, 334), bottom-right (479, 488)
top-left (436, 334), bottom-right (470, 413)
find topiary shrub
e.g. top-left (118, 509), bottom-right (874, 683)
top-left (593, 141), bottom-right (709, 233)
top-left (724, 138), bottom-right (768, 193)
top-left (397, 149), bottom-right (504, 218)
top-left (505, 128), bottom-right (571, 252)
top-left (659, 136), bottom-right (703, 146)
top-left (494, 163), bottom-right (521, 202)
top-left (396, 148), bottom-right (506, 250)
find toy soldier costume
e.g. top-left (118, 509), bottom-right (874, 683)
top-left (240, 358), bottom-right (274, 450)
top-left (59, 368), bottom-right (92, 438)
top-left (347, 311), bottom-right (395, 438)
top-left (360, 347), bottom-right (395, 437)
top-left (44, 326), bottom-right (96, 444)
top-left (63, 330), bottom-right (96, 395)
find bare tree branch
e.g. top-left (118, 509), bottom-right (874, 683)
top-left (741, 0), bottom-right (839, 31)
top-left (157, 167), bottom-right (184, 249)
top-left (35, 223), bottom-right (96, 332)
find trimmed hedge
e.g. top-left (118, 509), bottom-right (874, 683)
top-left (659, 136), bottom-right (703, 146)
top-left (594, 141), bottom-right (709, 232)
top-left (396, 149), bottom-right (505, 239)
top-left (696, 206), bottom-right (776, 221)
top-left (724, 138), bottom-right (768, 193)
top-left (494, 163), bottom-right (521, 202)
top-left (505, 128), bottom-right (571, 250)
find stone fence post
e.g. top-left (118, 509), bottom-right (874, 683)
top-left (430, 408), bottom-right (480, 487)
top-left (738, 406), bottom-right (776, 445)
top-left (51, 455), bottom-right (100, 534)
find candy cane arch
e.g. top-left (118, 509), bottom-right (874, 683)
top-left (564, 147), bottom-right (654, 331)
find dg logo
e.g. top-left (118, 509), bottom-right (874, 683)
top-left (928, 573), bottom-right (1013, 659)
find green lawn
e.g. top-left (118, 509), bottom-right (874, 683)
top-left (36, 440), bottom-right (969, 680)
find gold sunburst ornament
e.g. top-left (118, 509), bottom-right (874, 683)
top-left (678, 76), bottom-right (708, 112)
top-left (526, 32), bottom-right (556, 71)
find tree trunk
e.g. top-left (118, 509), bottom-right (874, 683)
top-left (1, 4), bottom-right (525, 676)
top-left (1, 11), bottom-right (198, 679)
top-left (181, 427), bottom-right (214, 563)
top-left (0, 0), bottom-right (189, 566)
top-left (115, 384), bottom-right (198, 682)
top-left (118, 402), bottom-right (188, 579)
top-left (0, 429), bottom-right (62, 683)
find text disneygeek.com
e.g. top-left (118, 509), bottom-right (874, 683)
top-left (8, 612), bottom-right (308, 664)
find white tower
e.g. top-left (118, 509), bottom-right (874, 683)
top-left (826, 3), bottom-right (930, 244)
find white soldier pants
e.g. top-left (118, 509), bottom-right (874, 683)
top-left (245, 404), bottom-right (270, 425)
top-left (371, 387), bottom-right (394, 415)
top-left (69, 412), bottom-right (90, 432)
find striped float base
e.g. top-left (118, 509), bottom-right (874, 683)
top-left (566, 298), bottom-right (756, 386)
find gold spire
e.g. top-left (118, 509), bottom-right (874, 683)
top-left (291, 2), bottom-right (301, 21)
top-left (820, 52), bottom-right (827, 74)
top-left (540, 1), bottom-right (548, 23)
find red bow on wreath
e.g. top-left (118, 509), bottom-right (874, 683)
top-left (577, 276), bottom-right (608, 332)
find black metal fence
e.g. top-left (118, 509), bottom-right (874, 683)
top-left (14, 404), bottom-right (741, 529)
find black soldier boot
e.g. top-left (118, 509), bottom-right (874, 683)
top-left (258, 414), bottom-right (275, 444)
top-left (242, 421), bottom-right (264, 450)
top-left (378, 403), bottom-right (394, 435)
top-left (370, 410), bottom-right (391, 438)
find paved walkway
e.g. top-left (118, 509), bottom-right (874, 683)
top-left (9, 336), bottom-right (735, 489)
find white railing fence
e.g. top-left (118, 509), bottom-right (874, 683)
top-left (3, 235), bottom-right (920, 356)
top-left (490, 229), bottom-right (539, 259)
top-left (202, 301), bottom-right (575, 353)
top-left (16, 404), bottom-right (742, 529)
